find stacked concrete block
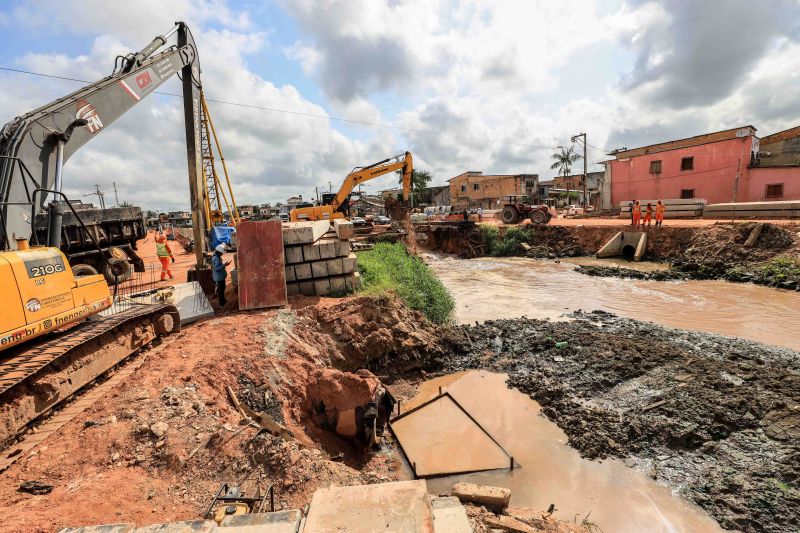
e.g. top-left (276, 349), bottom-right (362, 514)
top-left (282, 221), bottom-right (361, 297)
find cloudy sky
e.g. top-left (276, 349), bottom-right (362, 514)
top-left (1, 0), bottom-right (798, 212)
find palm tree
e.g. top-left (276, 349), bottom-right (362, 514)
top-left (550, 146), bottom-right (582, 180)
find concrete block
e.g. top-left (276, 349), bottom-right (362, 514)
top-left (327, 258), bottom-right (344, 276)
top-left (299, 281), bottom-right (315, 296)
top-left (452, 483), bottom-right (511, 511)
top-left (342, 253), bottom-right (357, 274)
top-left (345, 272), bottom-right (361, 291)
top-left (59, 525), bottom-right (135, 533)
top-left (219, 510), bottom-right (302, 532)
top-left (171, 281), bottom-right (214, 325)
top-left (301, 243), bottom-right (321, 262)
top-left (432, 497), bottom-right (471, 533)
top-left (284, 246), bottom-right (304, 264)
top-left (333, 219), bottom-right (354, 239)
top-left (335, 240), bottom-right (351, 257)
top-left (284, 265), bottom-right (296, 282)
top-left (330, 275), bottom-right (347, 294)
top-left (294, 262), bottom-right (312, 280)
top-left (311, 261), bottom-right (329, 278)
top-left (282, 221), bottom-right (330, 245)
top-left (318, 241), bottom-right (337, 259)
top-left (132, 520), bottom-right (217, 533)
top-left (286, 282), bottom-right (300, 297)
top-left (314, 278), bottom-right (331, 296)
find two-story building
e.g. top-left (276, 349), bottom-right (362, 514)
top-left (448, 172), bottom-right (538, 209)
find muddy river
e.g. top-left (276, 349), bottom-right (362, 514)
top-left (402, 371), bottom-right (725, 533)
top-left (427, 255), bottom-right (800, 351)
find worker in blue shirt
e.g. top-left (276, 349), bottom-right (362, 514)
top-left (212, 244), bottom-right (230, 306)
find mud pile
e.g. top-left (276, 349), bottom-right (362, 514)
top-left (441, 313), bottom-right (800, 533)
top-left (0, 294), bottom-right (442, 531)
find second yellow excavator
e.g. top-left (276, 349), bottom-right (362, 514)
top-left (290, 152), bottom-right (413, 221)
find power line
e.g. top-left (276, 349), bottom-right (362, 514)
top-left (0, 66), bottom-right (560, 151)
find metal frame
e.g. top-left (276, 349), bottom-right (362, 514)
top-left (203, 482), bottom-right (275, 520)
top-left (388, 390), bottom-right (518, 479)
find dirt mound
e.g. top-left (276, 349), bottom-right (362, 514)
top-left (683, 222), bottom-right (796, 264)
top-left (441, 312), bottom-right (800, 533)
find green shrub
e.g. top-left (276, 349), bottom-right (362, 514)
top-left (356, 243), bottom-right (455, 324)
top-left (480, 223), bottom-right (532, 256)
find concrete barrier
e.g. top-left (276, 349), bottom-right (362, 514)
top-left (702, 200), bottom-right (800, 219)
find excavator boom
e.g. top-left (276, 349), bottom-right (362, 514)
top-left (291, 151), bottom-right (413, 221)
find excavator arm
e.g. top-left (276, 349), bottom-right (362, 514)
top-left (331, 151), bottom-right (414, 212)
top-left (0, 22), bottom-right (208, 266)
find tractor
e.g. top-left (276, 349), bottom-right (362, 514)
top-left (498, 195), bottom-right (553, 225)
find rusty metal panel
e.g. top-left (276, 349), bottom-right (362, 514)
top-left (236, 221), bottom-right (287, 310)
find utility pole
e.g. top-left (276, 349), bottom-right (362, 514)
top-left (94, 184), bottom-right (106, 209)
top-left (571, 133), bottom-right (587, 208)
top-left (315, 186), bottom-right (319, 204)
top-left (113, 181), bottom-right (120, 206)
top-left (328, 181), bottom-right (332, 193)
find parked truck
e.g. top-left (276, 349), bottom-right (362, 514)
top-left (34, 201), bottom-right (146, 282)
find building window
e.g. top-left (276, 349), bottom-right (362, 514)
top-left (681, 157), bottom-right (694, 171)
top-left (680, 189), bottom-right (695, 199)
top-left (649, 160), bottom-right (662, 174)
top-left (473, 183), bottom-right (480, 191)
top-left (765, 183), bottom-right (784, 199)
top-left (461, 184), bottom-right (466, 192)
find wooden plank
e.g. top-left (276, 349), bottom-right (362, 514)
top-left (282, 221), bottom-right (331, 245)
top-left (236, 220), bottom-right (288, 310)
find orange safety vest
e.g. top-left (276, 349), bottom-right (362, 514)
top-left (656, 204), bottom-right (665, 216)
top-left (633, 204), bottom-right (641, 215)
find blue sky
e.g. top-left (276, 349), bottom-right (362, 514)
top-left (1, 0), bottom-right (798, 211)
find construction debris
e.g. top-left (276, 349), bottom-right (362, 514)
top-left (451, 483), bottom-right (511, 512)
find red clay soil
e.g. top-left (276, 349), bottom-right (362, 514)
top-left (0, 295), bottom-right (440, 532)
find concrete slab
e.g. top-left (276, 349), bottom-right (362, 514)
top-left (314, 278), bottom-right (331, 296)
top-left (219, 510), bottom-right (301, 532)
top-left (133, 520), bottom-right (217, 533)
top-left (294, 263), bottom-right (312, 280)
top-left (431, 497), bottom-right (471, 533)
top-left (326, 258), bottom-right (344, 276)
top-left (171, 281), bottom-right (214, 325)
top-left (237, 220), bottom-right (287, 310)
top-left (342, 253), bottom-right (358, 273)
top-left (390, 394), bottom-right (510, 477)
top-left (451, 483), bottom-right (511, 511)
top-left (335, 240), bottom-right (351, 257)
top-left (303, 480), bottom-right (433, 532)
top-left (311, 261), bottom-right (329, 278)
top-left (299, 281), bottom-right (315, 296)
top-left (330, 276), bottom-right (346, 294)
top-left (284, 265), bottom-right (296, 282)
top-left (282, 221), bottom-right (331, 245)
top-left (301, 243), bottom-right (321, 262)
top-left (286, 282), bottom-right (299, 297)
top-left (345, 272), bottom-right (362, 290)
top-left (284, 246), bottom-right (304, 264)
top-left (59, 525), bottom-right (135, 533)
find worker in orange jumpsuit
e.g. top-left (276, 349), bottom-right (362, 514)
top-left (155, 234), bottom-right (175, 281)
top-left (655, 200), bottom-right (665, 227)
top-left (644, 202), bottom-right (654, 226)
top-left (632, 200), bottom-right (641, 227)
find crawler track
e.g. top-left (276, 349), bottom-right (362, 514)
top-left (0, 303), bottom-right (180, 449)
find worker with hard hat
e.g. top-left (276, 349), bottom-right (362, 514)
top-left (644, 202), bottom-right (654, 226)
top-left (155, 233), bottom-right (175, 281)
top-left (632, 200), bottom-right (641, 227)
top-left (212, 243), bottom-right (231, 306)
top-left (655, 200), bottom-right (665, 227)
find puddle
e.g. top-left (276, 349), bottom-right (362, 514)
top-left (410, 371), bottom-right (725, 533)
top-left (427, 256), bottom-right (800, 351)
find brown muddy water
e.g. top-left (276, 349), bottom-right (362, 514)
top-left (407, 371), bottom-right (725, 533)
top-left (426, 255), bottom-right (800, 351)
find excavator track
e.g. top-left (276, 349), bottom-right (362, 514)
top-left (0, 303), bottom-right (180, 449)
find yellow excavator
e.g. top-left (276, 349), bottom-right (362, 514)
top-left (290, 152), bottom-right (413, 221)
top-left (0, 23), bottom-right (209, 450)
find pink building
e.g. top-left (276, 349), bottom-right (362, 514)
top-left (605, 125), bottom-right (800, 206)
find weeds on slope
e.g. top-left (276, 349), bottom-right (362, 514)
top-left (356, 242), bottom-right (454, 324)
top-left (480, 224), bottom-right (533, 256)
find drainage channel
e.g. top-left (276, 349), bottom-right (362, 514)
top-left (400, 370), bottom-right (725, 533)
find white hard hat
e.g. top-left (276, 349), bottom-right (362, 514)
top-left (215, 244), bottom-right (226, 254)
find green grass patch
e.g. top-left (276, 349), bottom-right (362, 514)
top-left (480, 223), bottom-right (533, 256)
top-left (356, 242), bottom-right (454, 324)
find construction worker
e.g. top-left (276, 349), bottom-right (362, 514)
top-left (655, 200), bottom-right (665, 227)
top-left (644, 202), bottom-right (654, 226)
top-left (212, 243), bottom-right (231, 306)
top-left (632, 200), bottom-right (642, 227)
top-left (155, 234), bottom-right (175, 281)
top-left (628, 201), bottom-right (634, 224)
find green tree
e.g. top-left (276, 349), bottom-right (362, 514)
top-left (399, 169), bottom-right (432, 204)
top-left (550, 146), bottom-right (582, 179)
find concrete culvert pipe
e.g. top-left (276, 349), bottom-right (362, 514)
top-left (621, 244), bottom-right (637, 260)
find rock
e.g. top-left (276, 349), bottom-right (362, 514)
top-left (452, 483), bottom-right (511, 511)
top-left (111, 452), bottom-right (120, 461)
top-left (119, 408), bottom-right (136, 420)
top-left (18, 480), bottom-right (52, 495)
top-left (483, 514), bottom-right (537, 533)
top-left (150, 421), bottom-right (169, 438)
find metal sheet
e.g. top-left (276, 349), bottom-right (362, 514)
top-left (390, 394), bottom-right (511, 477)
top-left (236, 220), bottom-right (287, 310)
